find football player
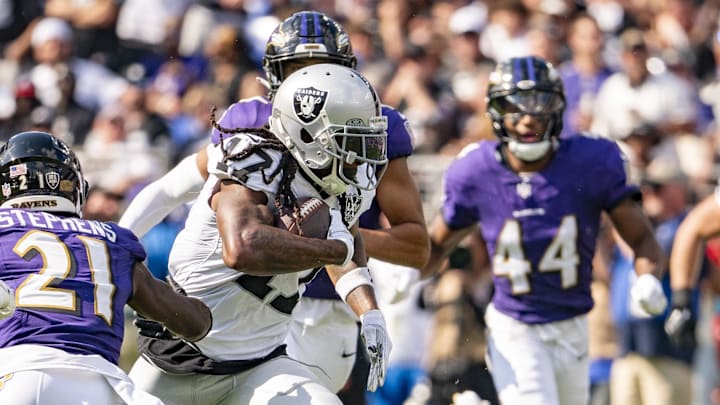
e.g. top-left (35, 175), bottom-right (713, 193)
top-left (0, 131), bottom-right (212, 405)
top-left (424, 56), bottom-right (667, 405)
top-left (127, 64), bottom-right (392, 404)
top-left (120, 10), bottom-right (428, 393)
top-left (664, 185), bottom-right (720, 348)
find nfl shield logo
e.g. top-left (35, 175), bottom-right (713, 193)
top-left (293, 87), bottom-right (328, 123)
top-left (45, 172), bottom-right (60, 190)
top-left (1, 183), bottom-right (11, 197)
top-left (516, 182), bottom-right (532, 199)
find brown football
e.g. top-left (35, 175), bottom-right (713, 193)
top-left (275, 197), bottom-right (331, 239)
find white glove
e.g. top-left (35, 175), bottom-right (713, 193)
top-left (360, 309), bottom-right (392, 392)
top-left (629, 273), bottom-right (667, 318)
top-left (0, 280), bottom-right (16, 320)
top-left (452, 390), bottom-right (491, 405)
top-left (327, 208), bottom-right (354, 267)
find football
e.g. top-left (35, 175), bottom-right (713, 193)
top-left (275, 197), bottom-right (331, 239)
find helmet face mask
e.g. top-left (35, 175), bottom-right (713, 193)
top-left (269, 64), bottom-right (388, 196)
top-left (0, 131), bottom-right (88, 216)
top-left (263, 11), bottom-right (356, 97)
top-left (486, 57), bottom-right (566, 162)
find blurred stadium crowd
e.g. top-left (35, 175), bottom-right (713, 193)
top-left (3, 0), bottom-right (720, 404)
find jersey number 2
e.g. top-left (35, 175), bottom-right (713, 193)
top-left (13, 230), bottom-right (115, 325)
top-left (493, 216), bottom-right (579, 295)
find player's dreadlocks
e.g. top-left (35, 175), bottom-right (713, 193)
top-left (210, 106), bottom-right (306, 233)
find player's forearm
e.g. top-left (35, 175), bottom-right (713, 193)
top-left (162, 297), bottom-right (213, 342)
top-left (345, 285), bottom-right (380, 317)
top-left (223, 225), bottom-right (349, 275)
top-left (325, 264), bottom-right (379, 317)
top-left (669, 230), bottom-right (704, 290)
top-left (360, 223), bottom-right (430, 268)
top-left (670, 196), bottom-right (720, 290)
top-left (631, 233), bottom-right (665, 279)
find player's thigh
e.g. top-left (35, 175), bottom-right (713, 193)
top-left (554, 348), bottom-right (590, 405)
top-left (609, 354), bottom-right (645, 405)
top-left (638, 357), bottom-right (692, 405)
top-left (0, 369), bottom-right (122, 405)
top-left (485, 305), bottom-right (559, 405)
top-left (129, 355), bottom-right (233, 405)
top-left (223, 356), bottom-right (342, 405)
top-left (552, 317), bottom-right (590, 405)
top-left (287, 299), bottom-right (359, 392)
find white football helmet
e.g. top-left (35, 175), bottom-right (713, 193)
top-left (269, 63), bottom-right (388, 196)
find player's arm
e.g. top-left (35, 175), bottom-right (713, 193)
top-left (326, 228), bottom-right (391, 392)
top-left (213, 180), bottom-right (351, 275)
top-left (360, 157), bottom-right (430, 268)
top-left (119, 147), bottom-right (210, 237)
top-left (423, 214), bottom-right (477, 279)
top-left (670, 193), bottom-right (720, 290)
top-left (129, 262), bottom-right (211, 342)
top-left (609, 197), bottom-right (667, 316)
top-left (608, 198), bottom-right (665, 278)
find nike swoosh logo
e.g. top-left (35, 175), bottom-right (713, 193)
top-left (341, 352), bottom-right (356, 358)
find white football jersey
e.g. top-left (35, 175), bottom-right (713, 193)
top-left (168, 134), bottom-right (374, 361)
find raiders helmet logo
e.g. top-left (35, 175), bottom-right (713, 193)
top-left (294, 87), bottom-right (328, 123)
top-left (45, 171), bottom-right (60, 190)
top-left (338, 191), bottom-right (363, 226)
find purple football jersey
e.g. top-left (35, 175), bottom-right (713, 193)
top-left (209, 97), bottom-right (415, 300)
top-left (0, 209), bottom-right (146, 363)
top-left (442, 136), bottom-right (638, 323)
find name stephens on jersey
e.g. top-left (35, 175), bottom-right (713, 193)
top-left (0, 208), bottom-right (118, 242)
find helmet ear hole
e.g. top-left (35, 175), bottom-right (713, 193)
top-left (300, 128), bottom-right (313, 144)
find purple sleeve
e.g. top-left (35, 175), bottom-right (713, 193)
top-left (591, 139), bottom-right (640, 211)
top-left (210, 98), bottom-right (273, 144)
top-left (112, 224), bottom-right (147, 263)
top-left (442, 150), bottom-right (482, 229)
top-left (381, 106), bottom-right (414, 159)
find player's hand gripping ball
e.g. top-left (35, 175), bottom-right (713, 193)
top-left (275, 197), bottom-right (331, 239)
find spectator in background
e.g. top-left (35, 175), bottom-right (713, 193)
top-left (43, 0), bottom-right (121, 68)
top-left (609, 152), bottom-right (696, 405)
top-left (0, 0), bottom-right (44, 63)
top-left (28, 17), bottom-right (131, 112)
top-left (480, 1), bottom-right (530, 62)
top-left (201, 24), bottom-right (254, 106)
top-left (559, 13), bottom-right (614, 138)
top-left (383, 44), bottom-right (457, 153)
top-left (0, 76), bottom-right (40, 138)
top-left (79, 104), bottom-right (166, 195)
top-left (49, 64), bottom-right (94, 145)
top-left (114, 0), bottom-right (192, 77)
top-left (590, 28), bottom-right (697, 141)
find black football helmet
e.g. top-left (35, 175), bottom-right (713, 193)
top-left (263, 11), bottom-right (356, 96)
top-left (486, 56), bottom-right (566, 162)
top-left (0, 131), bottom-right (88, 216)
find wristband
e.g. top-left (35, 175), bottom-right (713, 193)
top-left (334, 267), bottom-right (373, 303)
top-left (672, 288), bottom-right (692, 308)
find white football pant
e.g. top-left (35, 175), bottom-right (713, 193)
top-left (485, 303), bottom-right (589, 405)
top-left (129, 354), bottom-right (341, 405)
top-left (286, 297), bottom-right (359, 392)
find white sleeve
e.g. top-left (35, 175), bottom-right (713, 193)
top-left (119, 153), bottom-right (205, 238)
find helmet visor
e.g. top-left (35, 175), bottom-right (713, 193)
top-left (489, 90), bottom-right (565, 116)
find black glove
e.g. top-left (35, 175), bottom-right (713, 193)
top-left (133, 313), bottom-right (178, 340)
top-left (664, 289), bottom-right (696, 348)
